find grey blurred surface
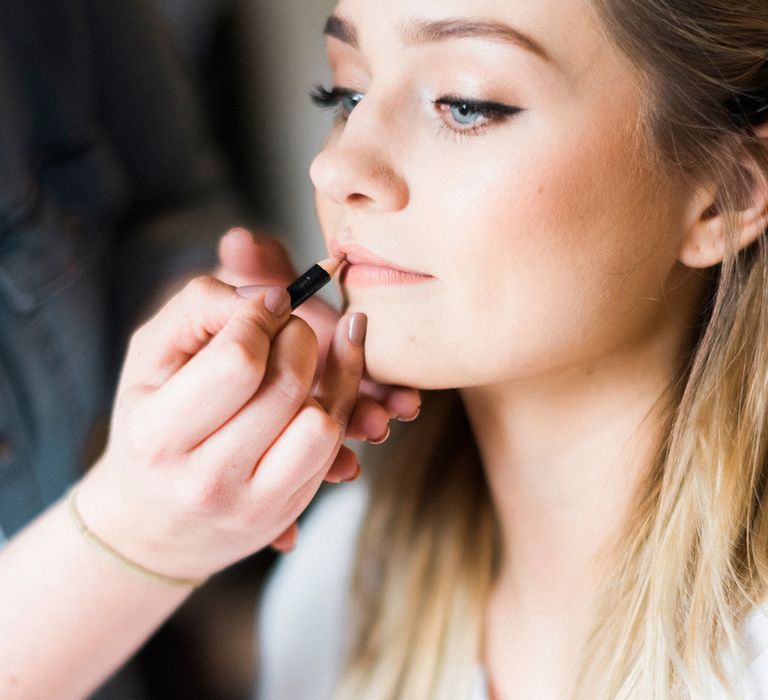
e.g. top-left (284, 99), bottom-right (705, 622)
top-left (160, 0), bottom-right (340, 292)
top-left (236, 0), bottom-right (338, 267)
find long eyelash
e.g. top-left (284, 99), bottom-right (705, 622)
top-left (434, 96), bottom-right (523, 119)
top-left (434, 96), bottom-right (521, 116)
top-left (310, 84), bottom-right (341, 109)
top-left (310, 84), bottom-right (364, 112)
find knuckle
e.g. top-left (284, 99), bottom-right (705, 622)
top-left (140, 443), bottom-right (173, 468)
top-left (301, 403), bottom-right (341, 443)
top-left (126, 421), bottom-right (169, 466)
top-left (279, 320), bottom-right (319, 376)
top-left (273, 367), bottom-right (312, 405)
top-left (179, 475), bottom-right (230, 514)
top-left (183, 275), bottom-right (220, 305)
top-left (235, 311), bottom-right (275, 348)
top-left (219, 337), bottom-right (265, 382)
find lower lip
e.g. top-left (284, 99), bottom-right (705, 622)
top-left (342, 263), bottom-right (434, 288)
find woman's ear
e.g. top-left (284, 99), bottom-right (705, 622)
top-left (678, 128), bottom-right (768, 269)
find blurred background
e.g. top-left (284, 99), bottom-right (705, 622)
top-left (95, 0), bottom-right (340, 697)
top-left (161, 0), bottom-right (337, 269)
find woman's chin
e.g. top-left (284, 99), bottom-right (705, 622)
top-left (350, 308), bottom-right (467, 389)
top-left (363, 346), bottom-right (454, 391)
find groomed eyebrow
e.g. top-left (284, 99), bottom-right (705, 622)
top-left (324, 16), bottom-right (358, 48)
top-left (323, 15), bottom-right (553, 65)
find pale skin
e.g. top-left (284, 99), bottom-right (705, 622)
top-left (311, 0), bottom-right (768, 697)
top-left (0, 229), bottom-right (420, 699)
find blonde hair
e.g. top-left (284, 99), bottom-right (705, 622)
top-left (334, 2), bottom-right (768, 697)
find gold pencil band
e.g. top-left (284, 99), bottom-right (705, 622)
top-left (67, 487), bottom-right (208, 589)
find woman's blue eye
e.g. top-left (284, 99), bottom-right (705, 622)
top-left (434, 96), bottom-right (523, 134)
top-left (339, 92), bottom-right (363, 116)
top-left (450, 102), bottom-right (484, 126)
top-left (311, 86), bottom-right (522, 136)
top-left (311, 85), bottom-right (364, 119)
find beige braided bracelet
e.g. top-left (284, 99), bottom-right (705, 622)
top-left (67, 487), bottom-right (208, 589)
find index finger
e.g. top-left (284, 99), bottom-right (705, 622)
top-left (123, 278), bottom-right (293, 452)
top-left (122, 276), bottom-right (255, 386)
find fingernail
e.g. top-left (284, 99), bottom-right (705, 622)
top-left (343, 464), bottom-right (362, 483)
top-left (396, 405), bottom-right (421, 422)
top-left (369, 425), bottom-right (391, 445)
top-left (225, 227), bottom-right (250, 242)
top-left (264, 287), bottom-right (291, 315)
top-left (348, 313), bottom-right (367, 347)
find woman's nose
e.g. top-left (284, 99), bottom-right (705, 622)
top-left (310, 139), bottom-right (410, 211)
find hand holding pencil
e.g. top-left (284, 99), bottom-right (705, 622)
top-left (73, 270), bottom-right (369, 581)
top-left (216, 227), bottom-right (422, 429)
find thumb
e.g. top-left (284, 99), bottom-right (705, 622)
top-left (313, 313), bottom-right (367, 430)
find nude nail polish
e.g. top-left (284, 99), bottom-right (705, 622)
top-left (369, 425), bottom-right (391, 445)
top-left (396, 404), bottom-right (422, 422)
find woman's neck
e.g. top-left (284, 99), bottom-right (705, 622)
top-left (460, 327), bottom-right (684, 618)
top-left (461, 330), bottom-right (686, 698)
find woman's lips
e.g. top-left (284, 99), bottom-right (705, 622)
top-left (341, 263), bottom-right (433, 288)
top-left (335, 242), bottom-right (434, 288)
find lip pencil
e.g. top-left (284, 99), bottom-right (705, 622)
top-left (286, 256), bottom-right (345, 309)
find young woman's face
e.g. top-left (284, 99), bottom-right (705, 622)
top-left (312, 0), bottom-right (696, 390)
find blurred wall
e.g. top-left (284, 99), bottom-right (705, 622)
top-left (235, 0), bottom-right (338, 270)
top-left (159, 0), bottom-right (339, 278)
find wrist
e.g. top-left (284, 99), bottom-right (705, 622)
top-left (68, 486), bottom-right (207, 588)
top-left (74, 464), bottom-right (213, 584)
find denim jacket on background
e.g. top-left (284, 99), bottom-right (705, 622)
top-left (0, 0), bottom-right (245, 542)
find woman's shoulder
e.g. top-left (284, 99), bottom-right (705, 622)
top-left (254, 480), bottom-right (370, 700)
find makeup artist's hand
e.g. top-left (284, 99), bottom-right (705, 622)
top-left (73, 276), bottom-right (366, 578)
top-left (215, 227), bottom-right (422, 440)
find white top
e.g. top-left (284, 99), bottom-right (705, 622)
top-left (254, 481), bottom-right (768, 700)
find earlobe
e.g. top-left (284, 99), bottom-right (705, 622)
top-left (678, 148), bottom-right (768, 270)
